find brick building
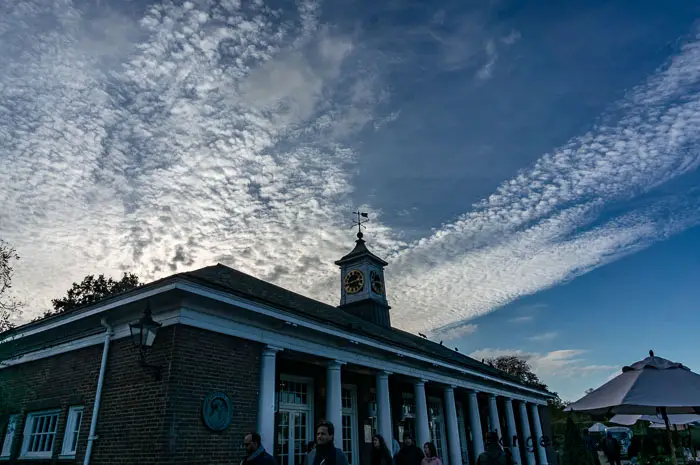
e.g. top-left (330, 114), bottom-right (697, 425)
top-left (0, 233), bottom-right (555, 465)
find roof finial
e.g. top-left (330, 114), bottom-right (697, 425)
top-left (352, 211), bottom-right (369, 240)
top-left (649, 349), bottom-right (655, 357)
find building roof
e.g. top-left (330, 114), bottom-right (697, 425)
top-left (182, 264), bottom-right (548, 395)
top-left (1, 262), bottom-right (551, 398)
top-left (334, 234), bottom-right (389, 266)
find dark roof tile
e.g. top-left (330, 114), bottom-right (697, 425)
top-left (183, 264), bottom-right (548, 395)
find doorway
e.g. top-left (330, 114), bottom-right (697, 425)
top-left (277, 376), bottom-right (314, 465)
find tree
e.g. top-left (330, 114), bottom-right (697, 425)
top-left (0, 240), bottom-right (22, 333)
top-left (50, 273), bottom-right (141, 315)
top-left (485, 354), bottom-right (572, 426)
top-left (560, 415), bottom-right (593, 465)
top-left (484, 355), bottom-right (549, 390)
top-left (584, 388), bottom-right (594, 395)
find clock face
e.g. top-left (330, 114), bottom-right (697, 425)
top-left (370, 270), bottom-right (384, 295)
top-left (344, 269), bottom-right (364, 294)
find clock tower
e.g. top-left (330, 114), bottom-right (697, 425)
top-left (335, 230), bottom-right (391, 328)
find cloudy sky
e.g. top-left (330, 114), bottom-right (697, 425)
top-left (3, 0), bottom-right (700, 401)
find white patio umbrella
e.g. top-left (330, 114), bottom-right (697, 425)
top-left (566, 351), bottom-right (700, 465)
top-left (588, 422), bottom-right (608, 432)
top-left (610, 414), bottom-right (700, 426)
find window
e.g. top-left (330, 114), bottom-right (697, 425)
top-left (277, 376), bottom-right (314, 465)
top-left (1, 414), bottom-right (20, 458)
top-left (20, 410), bottom-right (59, 459)
top-left (60, 406), bottom-right (84, 457)
top-left (341, 385), bottom-right (359, 465)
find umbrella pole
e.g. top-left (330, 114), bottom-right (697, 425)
top-left (662, 408), bottom-right (679, 465)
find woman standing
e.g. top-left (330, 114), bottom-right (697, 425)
top-left (421, 443), bottom-right (442, 465)
top-left (371, 435), bottom-right (394, 465)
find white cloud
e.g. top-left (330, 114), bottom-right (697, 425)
top-left (470, 348), bottom-right (617, 383)
top-left (501, 30), bottom-right (521, 46)
top-left (0, 0), bottom-right (400, 317)
top-left (476, 40), bottom-right (498, 80)
top-left (431, 323), bottom-right (478, 340)
top-left (528, 331), bottom-right (558, 342)
top-left (388, 29), bottom-right (700, 333)
top-left (508, 316), bottom-right (534, 323)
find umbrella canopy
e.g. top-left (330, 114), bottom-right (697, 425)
top-left (588, 422), bottom-right (608, 432)
top-left (566, 351), bottom-right (700, 415)
top-left (610, 414), bottom-right (700, 426)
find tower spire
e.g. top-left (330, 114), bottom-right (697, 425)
top-left (352, 211), bottom-right (369, 239)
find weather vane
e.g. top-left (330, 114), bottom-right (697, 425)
top-left (351, 211), bottom-right (369, 238)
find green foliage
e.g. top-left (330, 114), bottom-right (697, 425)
top-left (485, 355), bottom-right (549, 390)
top-left (560, 415), bottom-right (594, 465)
top-left (485, 354), bottom-right (569, 418)
top-left (0, 240), bottom-right (23, 333)
top-left (49, 273), bottom-right (141, 315)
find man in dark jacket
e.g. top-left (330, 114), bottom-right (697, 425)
top-left (395, 433), bottom-right (424, 465)
top-left (476, 432), bottom-right (513, 465)
top-left (304, 420), bottom-right (349, 465)
top-left (601, 433), bottom-right (621, 465)
top-left (242, 432), bottom-right (278, 465)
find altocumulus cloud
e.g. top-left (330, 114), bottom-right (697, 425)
top-left (2, 1), bottom-right (700, 337)
top-left (392, 32), bottom-right (700, 335)
top-left (0, 0), bottom-right (402, 318)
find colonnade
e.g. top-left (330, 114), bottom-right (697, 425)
top-left (257, 346), bottom-right (549, 465)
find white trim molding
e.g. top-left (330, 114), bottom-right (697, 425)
top-left (0, 310), bottom-right (180, 368)
top-left (174, 282), bottom-right (553, 399)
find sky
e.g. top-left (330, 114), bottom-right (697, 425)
top-left (2, 0), bottom-right (700, 402)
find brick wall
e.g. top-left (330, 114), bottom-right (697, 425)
top-left (162, 325), bottom-right (261, 465)
top-left (0, 340), bottom-right (104, 465)
top-left (0, 324), bottom-right (262, 465)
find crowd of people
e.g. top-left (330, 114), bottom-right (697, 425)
top-left (240, 421), bottom-right (517, 465)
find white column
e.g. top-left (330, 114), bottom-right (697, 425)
top-left (503, 399), bottom-right (521, 465)
top-left (529, 404), bottom-right (549, 465)
top-left (467, 390), bottom-right (484, 456)
top-left (414, 379), bottom-right (431, 447)
top-left (518, 401), bottom-right (536, 465)
top-left (376, 371), bottom-right (393, 445)
top-left (444, 386), bottom-right (462, 465)
top-left (257, 346), bottom-right (281, 453)
top-left (326, 360), bottom-right (345, 448)
top-left (487, 394), bottom-right (502, 439)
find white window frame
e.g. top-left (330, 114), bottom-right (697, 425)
top-left (1, 414), bottom-right (21, 459)
top-left (428, 397), bottom-right (449, 465)
top-left (60, 406), bottom-right (84, 458)
top-left (20, 409), bottom-right (60, 459)
top-left (277, 375), bottom-right (314, 465)
top-left (341, 384), bottom-right (360, 465)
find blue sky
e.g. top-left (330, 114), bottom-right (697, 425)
top-left (2, 0), bottom-right (700, 401)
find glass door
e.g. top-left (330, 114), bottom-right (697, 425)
top-left (277, 411), bottom-right (309, 465)
top-left (341, 385), bottom-right (359, 465)
top-left (456, 402), bottom-right (469, 465)
top-left (428, 398), bottom-right (448, 465)
top-left (277, 377), bottom-right (313, 465)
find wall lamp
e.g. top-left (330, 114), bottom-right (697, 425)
top-left (129, 302), bottom-right (163, 381)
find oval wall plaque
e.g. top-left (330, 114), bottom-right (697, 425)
top-left (202, 391), bottom-right (232, 432)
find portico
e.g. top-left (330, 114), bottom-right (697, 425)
top-left (255, 345), bottom-right (552, 465)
